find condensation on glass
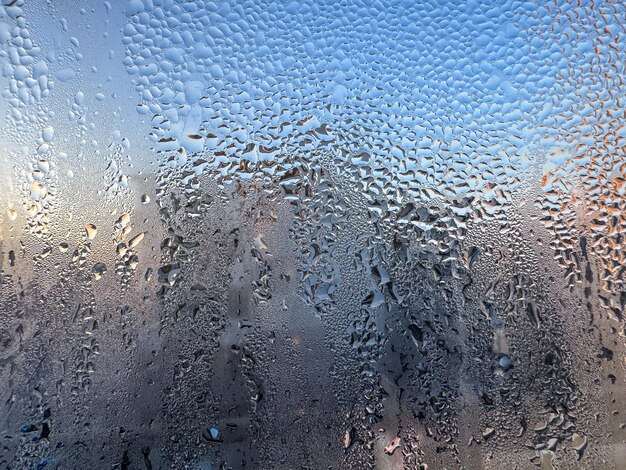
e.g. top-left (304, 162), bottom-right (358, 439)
top-left (0, 0), bottom-right (625, 469)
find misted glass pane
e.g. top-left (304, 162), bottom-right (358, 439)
top-left (1, 1), bottom-right (625, 469)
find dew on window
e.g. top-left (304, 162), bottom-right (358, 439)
top-left (0, 0), bottom-right (626, 469)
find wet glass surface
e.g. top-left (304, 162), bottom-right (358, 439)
top-left (1, 1), bottom-right (626, 468)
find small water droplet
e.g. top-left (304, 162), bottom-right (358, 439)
top-left (85, 224), bottom-right (97, 240)
top-left (42, 126), bottom-right (54, 142)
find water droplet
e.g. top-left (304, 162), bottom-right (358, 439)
top-left (85, 224), bottom-right (97, 240)
top-left (128, 232), bottom-right (144, 249)
top-left (92, 263), bottom-right (107, 280)
top-left (42, 126), bottom-right (54, 142)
